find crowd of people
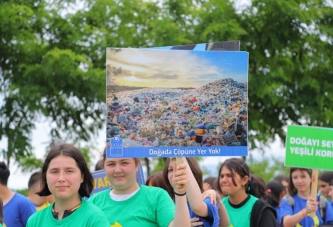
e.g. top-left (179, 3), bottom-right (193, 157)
top-left (1, 144), bottom-right (333, 227)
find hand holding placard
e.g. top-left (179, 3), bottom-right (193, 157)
top-left (172, 157), bottom-right (189, 195)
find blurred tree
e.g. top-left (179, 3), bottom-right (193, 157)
top-left (187, 0), bottom-right (333, 156)
top-left (240, 0), bottom-right (333, 150)
top-left (0, 0), bottom-right (105, 167)
top-left (248, 156), bottom-right (290, 183)
top-left (14, 188), bottom-right (29, 196)
top-left (1, 0), bottom-right (332, 170)
top-left (150, 157), bottom-right (167, 174)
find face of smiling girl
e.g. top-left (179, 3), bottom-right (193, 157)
top-left (291, 169), bottom-right (312, 194)
top-left (46, 155), bottom-right (83, 201)
top-left (104, 158), bottom-right (140, 194)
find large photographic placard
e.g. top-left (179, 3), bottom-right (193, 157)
top-left (106, 48), bottom-right (248, 158)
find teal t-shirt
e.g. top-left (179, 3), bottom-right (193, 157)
top-left (26, 199), bottom-right (109, 227)
top-left (89, 185), bottom-right (175, 227)
top-left (222, 195), bottom-right (258, 227)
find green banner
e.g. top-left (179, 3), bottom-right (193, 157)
top-left (285, 125), bottom-right (333, 170)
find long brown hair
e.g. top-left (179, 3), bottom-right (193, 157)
top-left (146, 172), bottom-right (169, 190)
top-left (251, 174), bottom-right (267, 199)
top-left (38, 144), bottom-right (93, 198)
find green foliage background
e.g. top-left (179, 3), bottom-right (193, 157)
top-left (1, 0), bottom-right (332, 184)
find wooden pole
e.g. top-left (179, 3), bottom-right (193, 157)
top-left (310, 169), bottom-right (319, 217)
top-left (176, 157), bottom-right (184, 166)
top-left (170, 157), bottom-right (184, 169)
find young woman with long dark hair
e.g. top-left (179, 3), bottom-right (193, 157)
top-left (217, 158), bottom-right (277, 227)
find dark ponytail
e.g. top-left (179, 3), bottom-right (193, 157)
top-left (266, 180), bottom-right (285, 207)
top-left (246, 176), bottom-right (257, 197)
top-left (251, 174), bottom-right (268, 199)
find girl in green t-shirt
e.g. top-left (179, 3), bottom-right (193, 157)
top-left (216, 158), bottom-right (278, 227)
top-left (26, 144), bottom-right (109, 227)
top-left (89, 150), bottom-right (191, 227)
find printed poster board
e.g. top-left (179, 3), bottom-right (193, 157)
top-left (95, 41), bottom-right (244, 191)
top-left (106, 47), bottom-right (248, 158)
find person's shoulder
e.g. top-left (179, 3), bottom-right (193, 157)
top-left (319, 195), bottom-right (328, 206)
top-left (140, 184), bottom-right (166, 193)
top-left (249, 194), bottom-right (259, 202)
top-left (253, 199), bottom-right (277, 216)
top-left (27, 205), bottom-right (50, 223)
top-left (250, 199), bottom-right (277, 227)
top-left (282, 194), bottom-right (297, 206)
top-left (37, 202), bottom-right (51, 211)
top-left (13, 192), bottom-right (29, 200)
top-left (89, 189), bottom-right (110, 201)
top-left (13, 192), bottom-right (35, 206)
top-left (81, 199), bottom-right (105, 214)
top-left (254, 198), bottom-right (270, 208)
top-left (79, 200), bottom-right (110, 225)
top-left (139, 185), bottom-right (172, 201)
top-left (221, 196), bottom-right (228, 204)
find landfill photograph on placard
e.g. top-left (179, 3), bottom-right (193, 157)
top-left (106, 48), bottom-right (248, 156)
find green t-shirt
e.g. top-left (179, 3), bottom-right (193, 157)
top-left (222, 195), bottom-right (258, 227)
top-left (26, 199), bottom-right (109, 227)
top-left (89, 185), bottom-right (175, 227)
